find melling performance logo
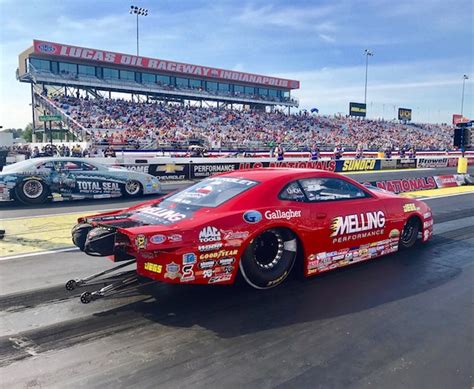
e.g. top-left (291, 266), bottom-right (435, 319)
top-left (330, 211), bottom-right (385, 243)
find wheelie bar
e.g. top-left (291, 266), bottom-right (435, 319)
top-left (79, 272), bottom-right (140, 304)
top-left (65, 259), bottom-right (136, 291)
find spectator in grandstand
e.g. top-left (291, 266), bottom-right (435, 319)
top-left (71, 144), bottom-right (83, 157)
top-left (104, 146), bottom-right (116, 158)
top-left (275, 144), bottom-right (285, 161)
top-left (48, 95), bottom-right (454, 153)
top-left (32, 146), bottom-right (40, 158)
top-left (333, 145), bottom-right (344, 160)
top-left (355, 144), bottom-right (364, 159)
top-left (310, 144), bottom-right (320, 161)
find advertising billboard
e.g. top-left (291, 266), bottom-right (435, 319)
top-left (398, 108), bottom-right (412, 121)
top-left (349, 102), bottom-right (367, 117)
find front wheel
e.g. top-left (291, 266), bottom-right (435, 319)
top-left (239, 228), bottom-right (298, 289)
top-left (400, 217), bottom-right (420, 249)
top-left (15, 179), bottom-right (49, 204)
top-left (123, 180), bottom-right (142, 197)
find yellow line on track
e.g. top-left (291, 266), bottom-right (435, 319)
top-left (402, 186), bottom-right (474, 198)
top-left (0, 212), bottom-right (86, 257)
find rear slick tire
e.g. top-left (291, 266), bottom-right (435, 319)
top-left (400, 217), bottom-right (420, 249)
top-left (71, 223), bottom-right (94, 251)
top-left (239, 228), bottom-right (297, 289)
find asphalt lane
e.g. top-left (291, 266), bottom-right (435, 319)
top-left (0, 192), bottom-right (472, 388)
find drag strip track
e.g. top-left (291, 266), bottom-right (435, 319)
top-left (0, 194), bottom-right (473, 388)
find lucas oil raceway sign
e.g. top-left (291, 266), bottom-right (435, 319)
top-left (33, 40), bottom-right (299, 89)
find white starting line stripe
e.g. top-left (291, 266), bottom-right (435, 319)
top-left (0, 247), bottom-right (78, 261)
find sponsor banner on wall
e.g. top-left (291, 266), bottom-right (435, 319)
top-left (417, 158), bottom-right (448, 168)
top-left (396, 158), bottom-right (417, 169)
top-left (335, 159), bottom-right (381, 172)
top-left (191, 163), bottom-right (237, 179)
top-left (370, 174), bottom-right (465, 193)
top-left (433, 174), bottom-right (465, 188)
top-left (380, 159), bottom-right (397, 170)
top-left (370, 177), bottom-right (437, 193)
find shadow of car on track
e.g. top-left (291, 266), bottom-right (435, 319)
top-left (92, 236), bottom-right (467, 339)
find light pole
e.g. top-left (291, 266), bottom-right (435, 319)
top-left (461, 74), bottom-right (468, 116)
top-left (363, 49), bottom-right (374, 106)
top-left (130, 5), bottom-right (148, 56)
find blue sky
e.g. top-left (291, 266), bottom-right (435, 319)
top-left (0, 0), bottom-right (472, 129)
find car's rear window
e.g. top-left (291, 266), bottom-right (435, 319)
top-left (163, 176), bottom-right (259, 208)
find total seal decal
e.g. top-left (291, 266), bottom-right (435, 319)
top-left (330, 211), bottom-right (385, 243)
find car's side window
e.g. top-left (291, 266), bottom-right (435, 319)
top-left (60, 161), bottom-right (82, 171)
top-left (36, 162), bottom-right (55, 171)
top-left (279, 181), bottom-right (307, 202)
top-left (81, 162), bottom-right (98, 171)
top-left (299, 178), bottom-right (369, 202)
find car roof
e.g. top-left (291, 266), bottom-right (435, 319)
top-left (217, 168), bottom-right (340, 182)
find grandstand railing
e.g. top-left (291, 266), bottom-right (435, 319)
top-left (25, 68), bottom-right (299, 107)
top-left (34, 92), bottom-right (90, 141)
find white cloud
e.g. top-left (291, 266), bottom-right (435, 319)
top-left (278, 60), bottom-right (473, 123)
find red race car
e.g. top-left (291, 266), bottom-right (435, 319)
top-left (68, 168), bottom-right (433, 301)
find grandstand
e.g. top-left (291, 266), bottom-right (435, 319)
top-left (17, 40), bottom-right (300, 143)
top-left (15, 40), bottom-right (454, 152)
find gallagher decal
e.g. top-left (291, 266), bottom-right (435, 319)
top-left (264, 209), bottom-right (301, 220)
top-left (330, 211), bottom-right (385, 243)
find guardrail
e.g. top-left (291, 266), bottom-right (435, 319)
top-left (87, 155), bottom-right (473, 182)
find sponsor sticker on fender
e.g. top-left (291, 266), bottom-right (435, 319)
top-left (330, 211), bottom-right (385, 243)
top-left (144, 262), bottom-right (162, 274)
top-left (164, 262), bottom-right (181, 280)
top-left (264, 209), bottom-right (301, 220)
top-left (199, 226), bottom-right (221, 243)
top-left (135, 234), bottom-right (147, 249)
top-left (199, 249), bottom-right (238, 260)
